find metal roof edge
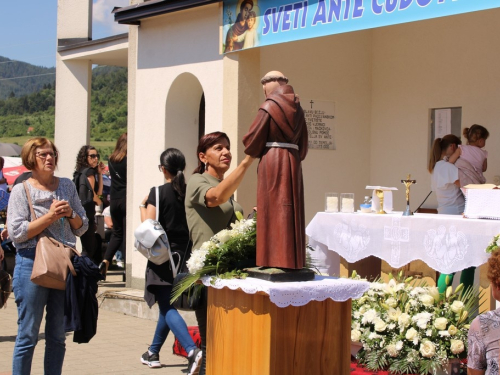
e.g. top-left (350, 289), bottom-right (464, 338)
top-left (113, 0), bottom-right (221, 25)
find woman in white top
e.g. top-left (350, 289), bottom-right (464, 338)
top-left (428, 134), bottom-right (473, 294)
top-left (429, 134), bottom-right (464, 215)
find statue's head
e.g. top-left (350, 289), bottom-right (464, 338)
top-left (261, 71), bottom-right (288, 97)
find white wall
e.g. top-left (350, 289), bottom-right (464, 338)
top-left (371, 8), bottom-right (500, 210)
top-left (130, 4), bottom-right (223, 284)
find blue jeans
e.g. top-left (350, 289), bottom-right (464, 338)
top-left (149, 285), bottom-right (196, 355)
top-left (12, 248), bottom-right (66, 375)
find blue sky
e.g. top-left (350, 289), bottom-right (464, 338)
top-left (0, 0), bottom-right (129, 68)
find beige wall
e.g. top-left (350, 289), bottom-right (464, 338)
top-left (129, 4), bottom-right (224, 285)
top-left (371, 8), bottom-right (500, 211)
top-left (126, 6), bottom-right (500, 285)
top-left (257, 31), bottom-right (374, 226)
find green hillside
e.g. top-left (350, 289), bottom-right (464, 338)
top-left (0, 64), bottom-right (127, 161)
top-left (0, 56), bottom-right (56, 100)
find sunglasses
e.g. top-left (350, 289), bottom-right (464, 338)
top-left (88, 153), bottom-right (100, 159)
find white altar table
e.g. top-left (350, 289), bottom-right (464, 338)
top-left (306, 212), bottom-right (500, 274)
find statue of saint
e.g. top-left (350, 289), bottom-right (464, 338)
top-left (243, 71), bottom-right (308, 269)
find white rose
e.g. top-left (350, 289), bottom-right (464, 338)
top-left (419, 341), bottom-right (436, 358)
top-left (388, 308), bottom-right (402, 321)
top-left (351, 329), bottom-right (362, 342)
top-left (386, 344), bottom-right (398, 357)
top-left (374, 318), bottom-right (387, 332)
top-left (419, 294), bottom-right (435, 307)
top-left (406, 327), bottom-right (418, 341)
top-left (395, 341), bottom-right (403, 351)
top-left (448, 325), bottom-right (458, 336)
top-left (214, 229), bottom-right (231, 244)
top-left (450, 339), bottom-right (465, 354)
top-left (362, 309), bottom-right (378, 324)
top-left (386, 297), bottom-right (398, 308)
top-left (450, 301), bottom-right (464, 314)
top-left (398, 313), bottom-right (411, 328)
top-left (434, 317), bottom-right (448, 330)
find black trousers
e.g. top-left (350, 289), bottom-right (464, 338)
top-left (104, 197), bottom-right (127, 263)
top-left (80, 214), bottom-right (98, 264)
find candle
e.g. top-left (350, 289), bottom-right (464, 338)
top-left (326, 196), bottom-right (338, 212)
top-left (341, 198), bottom-right (354, 213)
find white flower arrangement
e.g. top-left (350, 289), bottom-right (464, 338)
top-left (185, 214), bottom-right (256, 275)
top-left (351, 272), bottom-right (479, 374)
top-left (171, 213), bottom-right (257, 304)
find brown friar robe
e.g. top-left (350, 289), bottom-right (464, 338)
top-left (243, 84), bottom-right (308, 269)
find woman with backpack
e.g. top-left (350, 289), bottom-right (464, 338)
top-left (99, 133), bottom-right (127, 279)
top-left (138, 148), bottom-right (201, 374)
top-left (74, 145), bottom-right (105, 265)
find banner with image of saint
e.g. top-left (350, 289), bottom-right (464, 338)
top-left (222, 0), bottom-right (500, 54)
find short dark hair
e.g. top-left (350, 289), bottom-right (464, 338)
top-left (193, 132), bottom-right (231, 174)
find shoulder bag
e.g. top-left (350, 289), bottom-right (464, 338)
top-left (134, 186), bottom-right (172, 265)
top-left (23, 181), bottom-right (78, 290)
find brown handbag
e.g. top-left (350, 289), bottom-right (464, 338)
top-left (23, 181), bottom-right (78, 290)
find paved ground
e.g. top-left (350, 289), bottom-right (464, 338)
top-left (0, 273), bottom-right (190, 375)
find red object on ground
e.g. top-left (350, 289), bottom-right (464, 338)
top-left (350, 361), bottom-right (391, 374)
top-left (172, 326), bottom-right (201, 358)
top-left (3, 165), bottom-right (28, 185)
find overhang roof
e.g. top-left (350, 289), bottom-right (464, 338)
top-left (58, 33), bottom-right (129, 67)
top-left (113, 0), bottom-right (220, 25)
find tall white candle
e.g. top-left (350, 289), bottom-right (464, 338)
top-left (326, 196), bottom-right (338, 212)
top-left (341, 198), bottom-right (354, 213)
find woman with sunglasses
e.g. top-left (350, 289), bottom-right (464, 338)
top-left (74, 145), bottom-right (105, 264)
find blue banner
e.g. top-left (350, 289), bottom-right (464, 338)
top-left (222, 0), bottom-right (500, 53)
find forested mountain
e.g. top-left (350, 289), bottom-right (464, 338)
top-left (0, 56), bottom-right (56, 99)
top-left (0, 64), bottom-right (127, 159)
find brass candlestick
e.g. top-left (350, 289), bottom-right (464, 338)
top-left (401, 174), bottom-right (416, 216)
top-left (375, 189), bottom-right (386, 214)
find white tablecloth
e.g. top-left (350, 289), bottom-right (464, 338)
top-left (306, 211), bottom-right (500, 274)
top-left (201, 275), bottom-right (370, 308)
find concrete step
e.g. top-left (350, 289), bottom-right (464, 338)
top-left (97, 270), bottom-right (198, 326)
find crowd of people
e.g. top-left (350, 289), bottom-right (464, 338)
top-left (1, 120), bottom-right (497, 374)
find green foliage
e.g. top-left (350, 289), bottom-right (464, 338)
top-left (0, 61), bottom-right (127, 161)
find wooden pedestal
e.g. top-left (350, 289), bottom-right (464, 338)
top-left (206, 287), bottom-right (351, 375)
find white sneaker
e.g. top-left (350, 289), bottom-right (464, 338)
top-left (116, 261), bottom-right (124, 268)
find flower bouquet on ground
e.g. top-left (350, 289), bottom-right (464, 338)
top-left (351, 272), bottom-right (482, 375)
top-left (171, 212), bottom-right (256, 304)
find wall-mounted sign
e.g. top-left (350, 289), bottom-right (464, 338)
top-left (303, 99), bottom-right (335, 150)
top-left (222, 0), bottom-right (500, 53)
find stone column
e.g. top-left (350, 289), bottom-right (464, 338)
top-left (54, 0), bottom-right (92, 178)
